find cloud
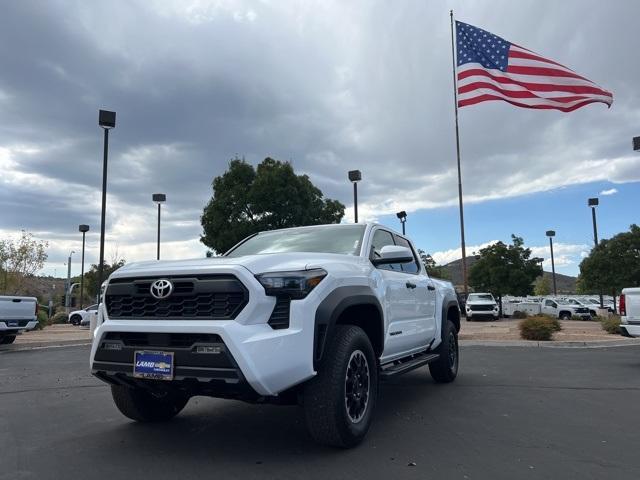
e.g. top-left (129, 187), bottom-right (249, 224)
top-left (600, 188), bottom-right (618, 196)
top-left (430, 240), bottom-right (500, 265)
top-left (1, 0), bottom-right (639, 275)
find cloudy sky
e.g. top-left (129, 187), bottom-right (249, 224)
top-left (1, 0), bottom-right (639, 278)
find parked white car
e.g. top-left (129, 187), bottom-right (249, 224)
top-left (0, 295), bottom-right (38, 344)
top-left (465, 293), bottom-right (499, 320)
top-left (68, 304), bottom-right (99, 326)
top-left (619, 288), bottom-right (640, 337)
top-left (541, 297), bottom-right (591, 320)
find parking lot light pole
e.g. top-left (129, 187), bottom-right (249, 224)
top-left (588, 197), bottom-right (604, 308)
top-left (97, 110), bottom-right (116, 302)
top-left (546, 230), bottom-right (557, 296)
top-left (65, 250), bottom-right (76, 309)
top-left (78, 225), bottom-right (89, 308)
top-left (152, 193), bottom-right (166, 260)
top-left (348, 170), bottom-right (362, 223)
top-left (396, 211), bottom-right (407, 235)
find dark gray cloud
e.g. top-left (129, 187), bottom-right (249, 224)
top-left (1, 0), bottom-right (639, 274)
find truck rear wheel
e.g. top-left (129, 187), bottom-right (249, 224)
top-left (110, 385), bottom-right (189, 422)
top-left (1, 335), bottom-right (16, 345)
top-left (303, 325), bottom-right (378, 448)
top-left (429, 320), bottom-right (459, 383)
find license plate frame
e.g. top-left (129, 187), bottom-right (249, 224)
top-left (133, 350), bottom-right (174, 381)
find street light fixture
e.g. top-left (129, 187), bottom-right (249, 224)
top-left (66, 250), bottom-right (76, 308)
top-left (97, 109), bottom-right (116, 302)
top-left (78, 225), bottom-right (89, 308)
top-left (633, 136), bottom-right (640, 151)
top-left (546, 230), bottom-right (557, 296)
top-left (396, 210), bottom-right (407, 235)
top-left (588, 197), bottom-right (604, 308)
top-left (348, 170), bottom-right (362, 223)
top-left (152, 193), bottom-right (166, 260)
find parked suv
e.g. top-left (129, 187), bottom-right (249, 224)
top-left (90, 223), bottom-right (461, 447)
top-left (465, 293), bottom-right (499, 321)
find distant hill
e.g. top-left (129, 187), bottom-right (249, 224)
top-left (442, 256), bottom-right (577, 294)
top-left (4, 276), bottom-right (68, 303)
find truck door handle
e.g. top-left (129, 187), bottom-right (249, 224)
top-left (405, 282), bottom-right (416, 289)
top-left (427, 284), bottom-right (436, 291)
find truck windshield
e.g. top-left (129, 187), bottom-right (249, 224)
top-left (468, 294), bottom-right (494, 301)
top-left (225, 225), bottom-right (366, 257)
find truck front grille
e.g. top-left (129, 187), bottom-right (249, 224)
top-left (105, 274), bottom-right (248, 320)
top-left (470, 304), bottom-right (494, 311)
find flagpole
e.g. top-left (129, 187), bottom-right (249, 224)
top-left (449, 10), bottom-right (469, 299)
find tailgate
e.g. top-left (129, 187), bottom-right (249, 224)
top-left (625, 290), bottom-right (640, 321)
top-left (0, 297), bottom-right (37, 320)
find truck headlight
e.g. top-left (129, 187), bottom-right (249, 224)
top-left (256, 269), bottom-right (327, 299)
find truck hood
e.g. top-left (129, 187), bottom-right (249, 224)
top-left (110, 252), bottom-right (366, 278)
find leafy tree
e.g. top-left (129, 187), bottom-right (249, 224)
top-left (0, 230), bottom-right (48, 294)
top-left (468, 235), bottom-right (543, 316)
top-left (201, 157), bottom-right (345, 253)
top-left (533, 275), bottom-right (551, 296)
top-left (84, 259), bottom-right (126, 298)
top-left (577, 224), bottom-right (640, 303)
top-left (418, 249), bottom-right (449, 279)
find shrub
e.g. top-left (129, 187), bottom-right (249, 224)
top-left (512, 310), bottom-right (527, 319)
top-left (519, 316), bottom-right (558, 341)
top-left (34, 309), bottom-right (50, 330)
top-left (533, 313), bottom-right (562, 332)
top-left (50, 311), bottom-right (68, 324)
top-left (600, 315), bottom-right (621, 335)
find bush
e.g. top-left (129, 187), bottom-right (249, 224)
top-left (34, 309), bottom-right (50, 330)
top-left (50, 311), bottom-right (68, 324)
top-left (600, 315), bottom-right (621, 335)
top-left (512, 310), bottom-right (527, 319)
top-left (519, 316), bottom-right (559, 341)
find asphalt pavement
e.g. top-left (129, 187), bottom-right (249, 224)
top-left (1, 344), bottom-right (639, 480)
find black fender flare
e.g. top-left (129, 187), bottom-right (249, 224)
top-left (441, 296), bottom-right (461, 334)
top-left (313, 286), bottom-right (383, 368)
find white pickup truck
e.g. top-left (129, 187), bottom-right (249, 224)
top-left (0, 295), bottom-right (38, 344)
top-left (619, 288), bottom-right (640, 337)
top-left (541, 297), bottom-right (591, 320)
top-left (90, 223), bottom-right (461, 447)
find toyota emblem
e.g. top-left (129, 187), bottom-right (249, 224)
top-left (150, 279), bottom-right (173, 299)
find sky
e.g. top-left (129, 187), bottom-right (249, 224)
top-left (1, 0), bottom-right (639, 279)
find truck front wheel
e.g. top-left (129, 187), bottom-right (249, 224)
top-left (110, 385), bottom-right (189, 422)
top-left (0, 335), bottom-right (16, 345)
top-left (303, 325), bottom-right (378, 448)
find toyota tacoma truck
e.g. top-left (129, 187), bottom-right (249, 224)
top-left (0, 295), bottom-right (38, 344)
top-left (90, 223), bottom-right (460, 447)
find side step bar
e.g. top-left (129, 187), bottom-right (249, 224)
top-left (380, 351), bottom-right (440, 379)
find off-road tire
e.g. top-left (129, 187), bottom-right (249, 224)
top-left (560, 312), bottom-right (572, 321)
top-left (1, 335), bottom-right (16, 345)
top-left (303, 325), bottom-right (378, 448)
top-left (429, 320), bottom-right (459, 383)
top-left (111, 385), bottom-right (189, 422)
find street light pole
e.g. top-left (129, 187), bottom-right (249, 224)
top-left (79, 224), bottom-right (89, 308)
top-left (396, 211), bottom-right (407, 235)
top-left (348, 170), bottom-right (362, 223)
top-left (546, 230), bottom-right (557, 296)
top-left (97, 110), bottom-right (116, 302)
top-left (152, 193), bottom-right (166, 260)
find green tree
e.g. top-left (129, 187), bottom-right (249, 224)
top-left (417, 249), bottom-right (449, 279)
top-left (533, 275), bottom-right (551, 296)
top-left (468, 235), bottom-right (543, 316)
top-left (201, 157), bottom-right (345, 253)
top-left (0, 230), bottom-right (48, 294)
top-left (84, 259), bottom-right (126, 299)
top-left (577, 224), bottom-right (640, 301)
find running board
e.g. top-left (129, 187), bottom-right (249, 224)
top-left (380, 352), bottom-right (440, 378)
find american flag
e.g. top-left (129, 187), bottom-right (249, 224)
top-left (455, 21), bottom-right (613, 112)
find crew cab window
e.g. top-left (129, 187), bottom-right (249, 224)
top-left (370, 229), bottom-right (400, 271)
top-left (393, 235), bottom-right (420, 274)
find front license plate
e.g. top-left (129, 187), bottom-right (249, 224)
top-left (133, 350), bottom-right (174, 380)
top-left (7, 321), bottom-right (18, 327)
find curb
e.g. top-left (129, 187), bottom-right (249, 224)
top-left (460, 339), bottom-right (640, 348)
top-left (0, 340), bottom-right (92, 353)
